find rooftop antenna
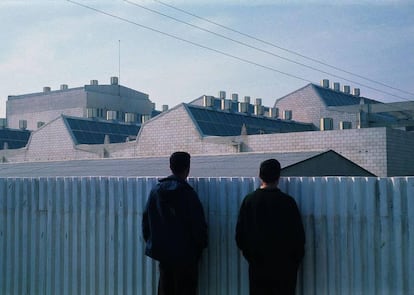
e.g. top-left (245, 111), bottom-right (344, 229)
top-left (118, 39), bottom-right (121, 84)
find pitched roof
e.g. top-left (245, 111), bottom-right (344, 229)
top-left (312, 84), bottom-right (380, 106)
top-left (0, 128), bottom-right (31, 150)
top-left (63, 116), bottom-right (140, 145)
top-left (185, 104), bottom-right (315, 136)
top-left (276, 83), bottom-right (381, 107)
top-left (0, 151), bottom-right (374, 177)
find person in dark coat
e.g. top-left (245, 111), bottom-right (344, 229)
top-left (235, 159), bottom-right (305, 295)
top-left (142, 151), bottom-right (208, 295)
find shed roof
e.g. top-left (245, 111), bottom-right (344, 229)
top-left (63, 116), bottom-right (140, 145)
top-left (276, 83), bottom-right (381, 107)
top-left (312, 84), bottom-right (380, 106)
top-left (0, 128), bottom-right (31, 150)
top-left (185, 104), bottom-right (315, 136)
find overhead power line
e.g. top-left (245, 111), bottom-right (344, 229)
top-left (66, 0), bottom-right (313, 84)
top-left (67, 0), bottom-right (412, 102)
top-left (150, 0), bottom-right (414, 99)
top-left (123, 0), bottom-right (412, 101)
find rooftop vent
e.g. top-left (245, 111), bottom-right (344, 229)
top-left (86, 108), bottom-right (98, 118)
top-left (343, 85), bottom-right (351, 94)
top-left (221, 99), bottom-right (231, 111)
top-left (333, 82), bottom-right (340, 92)
top-left (19, 119), bottom-right (27, 130)
top-left (268, 107), bottom-right (279, 118)
top-left (254, 105), bottom-right (264, 116)
top-left (353, 88), bottom-right (361, 97)
top-left (106, 110), bottom-right (117, 121)
top-left (219, 91), bottom-right (226, 99)
top-left (255, 98), bottom-right (262, 106)
top-left (321, 79), bottom-right (330, 88)
top-left (340, 121), bottom-right (352, 130)
top-left (141, 114), bottom-right (151, 123)
top-left (90, 80), bottom-right (99, 85)
top-left (162, 105), bottom-right (169, 112)
top-left (43, 86), bottom-right (51, 93)
top-left (110, 76), bottom-right (119, 85)
top-left (320, 117), bottom-right (333, 131)
top-left (125, 112), bottom-right (136, 123)
top-left (238, 102), bottom-right (249, 113)
top-left (203, 95), bottom-right (214, 107)
top-left (284, 110), bottom-right (292, 120)
top-left (231, 93), bottom-right (239, 102)
top-left (60, 84), bottom-right (68, 90)
top-left (244, 96), bottom-right (251, 104)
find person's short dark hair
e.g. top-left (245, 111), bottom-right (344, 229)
top-left (259, 159), bottom-right (281, 183)
top-left (170, 151), bottom-right (191, 175)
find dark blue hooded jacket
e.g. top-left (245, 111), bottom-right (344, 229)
top-left (142, 175), bottom-right (208, 265)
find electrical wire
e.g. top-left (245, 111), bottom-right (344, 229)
top-left (66, 0), bottom-right (413, 105)
top-left (150, 0), bottom-right (414, 98)
top-left (66, 0), bottom-right (313, 84)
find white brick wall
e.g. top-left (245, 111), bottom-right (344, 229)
top-left (135, 105), bottom-right (236, 156)
top-left (25, 116), bottom-right (99, 161)
top-left (244, 128), bottom-right (388, 176)
top-left (2, 103), bottom-right (413, 176)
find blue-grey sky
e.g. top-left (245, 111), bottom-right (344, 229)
top-left (1, 0), bottom-right (413, 117)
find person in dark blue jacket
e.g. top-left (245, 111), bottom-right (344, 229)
top-left (236, 159), bottom-right (305, 295)
top-left (142, 151), bottom-right (208, 295)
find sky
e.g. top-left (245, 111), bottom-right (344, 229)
top-left (1, 0), bottom-right (413, 117)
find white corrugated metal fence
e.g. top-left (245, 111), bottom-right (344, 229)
top-left (0, 177), bottom-right (413, 294)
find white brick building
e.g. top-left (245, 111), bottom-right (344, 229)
top-left (1, 80), bottom-right (413, 177)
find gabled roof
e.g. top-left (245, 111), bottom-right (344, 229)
top-left (0, 128), bottom-right (31, 150)
top-left (185, 104), bottom-right (315, 136)
top-left (63, 116), bottom-right (140, 145)
top-left (276, 83), bottom-right (381, 107)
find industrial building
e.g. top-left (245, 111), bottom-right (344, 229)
top-left (6, 76), bottom-right (154, 131)
top-left (0, 78), bottom-right (413, 176)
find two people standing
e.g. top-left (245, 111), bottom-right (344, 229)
top-left (142, 152), bottom-right (305, 295)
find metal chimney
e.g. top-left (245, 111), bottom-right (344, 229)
top-left (333, 82), bottom-right (340, 91)
top-left (90, 80), bottom-right (99, 85)
top-left (254, 105), bottom-right (264, 116)
top-left (203, 95), bottom-right (214, 107)
top-left (238, 102), bottom-right (248, 113)
top-left (231, 93), bottom-right (239, 102)
top-left (110, 76), bottom-right (119, 85)
top-left (321, 79), bottom-right (330, 88)
top-left (219, 91), bottom-right (226, 99)
top-left (43, 86), bottom-right (51, 93)
top-left (162, 105), bottom-right (169, 112)
top-left (221, 99), bottom-right (231, 111)
top-left (268, 107), bottom-right (279, 118)
top-left (343, 85), bottom-right (351, 94)
top-left (353, 88), bottom-right (361, 97)
top-left (60, 84), bottom-right (68, 90)
top-left (244, 96), bottom-right (251, 103)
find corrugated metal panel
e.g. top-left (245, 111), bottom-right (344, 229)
top-left (0, 177), bottom-right (413, 294)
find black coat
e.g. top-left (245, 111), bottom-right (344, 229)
top-left (235, 187), bottom-right (305, 268)
top-left (142, 175), bottom-right (208, 265)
